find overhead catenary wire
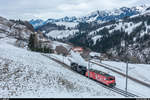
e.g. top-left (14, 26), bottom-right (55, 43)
top-left (41, 53), bottom-right (138, 97)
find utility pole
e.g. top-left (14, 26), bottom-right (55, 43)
top-left (88, 59), bottom-right (90, 79)
top-left (49, 48), bottom-right (51, 54)
top-left (43, 46), bottom-right (44, 53)
top-left (88, 57), bottom-right (91, 79)
top-left (125, 59), bottom-right (129, 97)
top-left (63, 55), bottom-right (65, 63)
top-left (125, 35), bottom-right (129, 97)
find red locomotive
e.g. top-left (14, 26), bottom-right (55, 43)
top-left (71, 63), bottom-right (116, 87)
top-left (85, 69), bottom-right (116, 87)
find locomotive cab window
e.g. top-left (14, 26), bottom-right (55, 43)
top-left (107, 77), bottom-right (114, 80)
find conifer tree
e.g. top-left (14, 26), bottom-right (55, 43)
top-left (28, 34), bottom-right (35, 51)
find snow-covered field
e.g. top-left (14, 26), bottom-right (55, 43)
top-left (49, 52), bottom-right (150, 97)
top-left (0, 37), bottom-right (122, 98)
top-left (0, 33), bottom-right (7, 38)
top-left (51, 41), bottom-right (73, 50)
top-left (46, 30), bottom-right (79, 39)
top-left (55, 22), bottom-right (78, 28)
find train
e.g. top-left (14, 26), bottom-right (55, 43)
top-left (70, 62), bottom-right (116, 87)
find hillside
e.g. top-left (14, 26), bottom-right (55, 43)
top-left (0, 16), bottom-right (35, 48)
top-left (0, 16), bottom-right (123, 98)
top-left (68, 8), bottom-right (150, 64)
top-left (0, 34), bottom-right (122, 98)
top-left (29, 5), bottom-right (149, 40)
top-left (0, 17), bottom-right (34, 40)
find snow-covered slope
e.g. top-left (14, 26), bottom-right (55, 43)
top-left (88, 7), bottom-right (150, 43)
top-left (89, 21), bottom-right (146, 44)
top-left (0, 37), bottom-right (122, 98)
top-left (55, 22), bottom-right (78, 28)
top-left (51, 41), bottom-right (73, 50)
top-left (30, 18), bottom-right (78, 29)
top-left (46, 29), bottom-right (79, 39)
top-left (0, 16), bottom-right (33, 41)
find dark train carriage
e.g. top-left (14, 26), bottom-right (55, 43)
top-left (71, 63), bottom-right (87, 75)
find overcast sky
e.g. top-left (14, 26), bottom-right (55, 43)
top-left (0, 0), bottom-right (150, 20)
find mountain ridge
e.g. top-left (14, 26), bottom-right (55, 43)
top-left (29, 5), bottom-right (148, 29)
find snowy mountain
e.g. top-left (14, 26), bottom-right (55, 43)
top-left (29, 5), bottom-right (149, 41)
top-left (80, 6), bottom-right (146, 22)
top-left (29, 17), bottom-right (78, 29)
top-left (28, 5), bottom-right (150, 64)
top-left (68, 8), bottom-right (150, 64)
top-left (46, 16), bottom-right (78, 23)
top-left (29, 5), bottom-right (148, 29)
top-left (29, 19), bottom-right (44, 29)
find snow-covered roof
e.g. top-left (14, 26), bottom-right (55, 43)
top-left (90, 52), bottom-right (101, 57)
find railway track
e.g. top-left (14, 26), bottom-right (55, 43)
top-left (41, 54), bottom-right (139, 97)
top-left (96, 81), bottom-right (138, 97)
top-left (90, 60), bottom-right (150, 88)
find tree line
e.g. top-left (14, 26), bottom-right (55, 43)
top-left (28, 33), bottom-right (53, 53)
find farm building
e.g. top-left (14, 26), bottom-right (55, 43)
top-left (55, 45), bottom-right (69, 56)
top-left (72, 47), bottom-right (83, 53)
